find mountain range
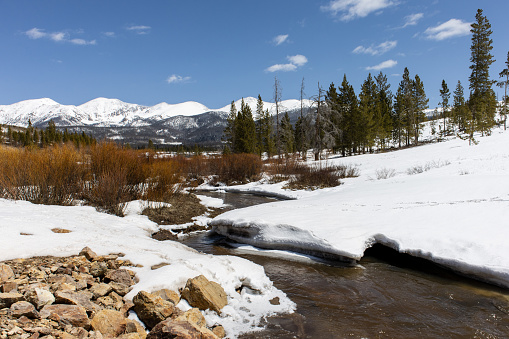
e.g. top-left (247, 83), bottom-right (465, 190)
top-left (0, 97), bottom-right (313, 147)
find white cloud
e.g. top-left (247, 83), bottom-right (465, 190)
top-left (103, 32), bottom-right (116, 38)
top-left (126, 25), bottom-right (151, 34)
top-left (366, 59), bottom-right (398, 70)
top-left (424, 19), bottom-right (471, 40)
top-left (287, 54), bottom-right (308, 66)
top-left (266, 54), bottom-right (308, 73)
top-left (25, 28), bottom-right (46, 39)
top-left (266, 64), bottom-right (298, 72)
top-left (167, 74), bottom-right (191, 84)
top-left (353, 40), bottom-right (397, 55)
top-left (70, 38), bottom-right (96, 45)
top-left (24, 27), bottom-right (96, 46)
top-left (321, 0), bottom-right (397, 21)
top-left (403, 13), bottom-right (424, 27)
top-left (273, 34), bottom-right (289, 46)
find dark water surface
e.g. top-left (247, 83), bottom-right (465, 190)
top-left (190, 192), bottom-right (509, 338)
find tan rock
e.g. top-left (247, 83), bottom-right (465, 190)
top-left (90, 283), bottom-right (112, 299)
top-left (121, 319), bottom-right (147, 339)
top-left (177, 308), bottom-right (206, 328)
top-left (90, 262), bottom-right (108, 278)
top-left (147, 319), bottom-right (217, 339)
top-left (181, 275), bottom-right (227, 314)
top-left (79, 247), bottom-right (98, 261)
top-left (211, 325), bottom-right (225, 338)
top-left (117, 334), bottom-right (142, 339)
top-left (152, 289), bottom-right (180, 305)
top-left (0, 264), bottom-right (15, 282)
top-left (40, 304), bottom-right (90, 329)
top-left (104, 270), bottom-right (133, 287)
top-left (1, 281), bottom-right (18, 293)
top-left (28, 287), bottom-right (55, 310)
top-left (132, 291), bottom-right (178, 329)
top-left (54, 291), bottom-right (101, 313)
top-left (10, 301), bottom-right (39, 319)
top-left (109, 282), bottom-right (130, 296)
top-left (0, 292), bottom-right (24, 308)
top-left (90, 309), bottom-right (126, 337)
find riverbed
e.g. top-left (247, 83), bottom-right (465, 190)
top-left (189, 192), bottom-right (509, 338)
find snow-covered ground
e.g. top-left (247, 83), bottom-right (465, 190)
top-left (210, 128), bottom-right (509, 288)
top-left (0, 195), bottom-right (295, 337)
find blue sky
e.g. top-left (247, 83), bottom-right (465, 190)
top-left (0, 0), bottom-right (508, 109)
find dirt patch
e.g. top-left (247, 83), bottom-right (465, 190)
top-left (151, 229), bottom-right (178, 241)
top-left (142, 193), bottom-right (207, 225)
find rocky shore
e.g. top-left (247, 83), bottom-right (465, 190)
top-left (0, 247), bottom-right (227, 339)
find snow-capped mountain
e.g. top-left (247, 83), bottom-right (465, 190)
top-left (0, 97), bottom-right (314, 128)
top-left (0, 97), bottom-right (314, 147)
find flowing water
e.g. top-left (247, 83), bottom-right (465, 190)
top-left (186, 192), bottom-right (509, 338)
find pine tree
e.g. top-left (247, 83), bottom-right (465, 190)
top-left (374, 72), bottom-right (393, 150)
top-left (255, 95), bottom-right (264, 155)
top-left (234, 99), bottom-right (256, 154)
top-left (469, 8), bottom-right (497, 138)
top-left (273, 76), bottom-right (282, 157)
top-left (312, 82), bottom-right (337, 160)
top-left (498, 51), bottom-right (509, 130)
top-left (452, 81), bottom-right (468, 133)
top-left (439, 80), bottom-right (450, 136)
top-left (299, 77), bottom-right (307, 159)
top-left (222, 101), bottom-right (237, 153)
top-left (412, 74), bottom-right (428, 145)
top-left (337, 75), bottom-right (359, 155)
top-left (394, 68), bottom-right (413, 147)
top-left (359, 73), bottom-right (377, 152)
top-left (280, 112), bottom-right (295, 155)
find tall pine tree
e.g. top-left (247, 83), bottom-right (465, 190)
top-left (439, 80), bottom-right (450, 137)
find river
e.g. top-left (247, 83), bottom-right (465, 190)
top-left (184, 192), bottom-right (509, 338)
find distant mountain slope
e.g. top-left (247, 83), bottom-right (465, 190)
top-left (0, 97), bottom-right (314, 147)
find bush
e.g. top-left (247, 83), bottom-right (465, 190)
top-left (208, 153), bottom-right (262, 185)
top-left (285, 163), bottom-right (359, 190)
top-left (376, 167), bottom-right (396, 180)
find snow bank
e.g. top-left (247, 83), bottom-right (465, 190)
top-left (0, 199), bottom-right (294, 337)
top-left (211, 129), bottom-right (509, 288)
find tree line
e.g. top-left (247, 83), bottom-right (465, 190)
top-left (223, 9), bottom-right (508, 158)
top-left (0, 120), bottom-right (96, 148)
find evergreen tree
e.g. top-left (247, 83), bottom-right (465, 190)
top-left (469, 8), bottom-right (497, 138)
top-left (299, 77), bottom-right (307, 159)
top-left (255, 95), bottom-right (264, 155)
top-left (412, 74), bottom-right (428, 145)
top-left (222, 101), bottom-right (237, 153)
top-left (394, 68), bottom-right (413, 147)
top-left (273, 76), bottom-right (282, 156)
top-left (280, 112), bottom-right (295, 154)
top-left (358, 73), bottom-right (377, 152)
top-left (452, 81), bottom-right (469, 132)
top-left (234, 99), bottom-right (256, 154)
top-left (439, 80), bottom-right (451, 136)
top-left (312, 82), bottom-right (337, 160)
top-left (337, 75), bottom-right (359, 155)
top-left (498, 51), bottom-right (509, 130)
top-left (374, 72), bottom-right (393, 150)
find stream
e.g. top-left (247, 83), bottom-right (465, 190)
top-left (185, 191), bottom-right (509, 338)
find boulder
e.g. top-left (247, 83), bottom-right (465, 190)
top-left (121, 318), bottom-right (147, 339)
top-left (109, 282), bottom-right (130, 296)
top-left (0, 264), bottom-right (15, 282)
top-left (1, 281), bottom-right (18, 293)
top-left (28, 287), bottom-right (55, 310)
top-left (0, 292), bottom-right (24, 308)
top-left (211, 326), bottom-right (225, 338)
top-left (181, 276), bottom-right (227, 314)
top-left (90, 283), bottom-right (113, 299)
top-left (90, 262), bottom-right (108, 278)
top-left (147, 319), bottom-right (217, 339)
top-left (40, 304), bottom-right (90, 329)
top-left (10, 301), bottom-right (39, 319)
top-left (79, 247), bottom-right (98, 261)
top-left (177, 308), bottom-right (206, 328)
top-left (90, 309), bottom-right (126, 337)
top-left (54, 290), bottom-right (102, 313)
top-left (152, 289), bottom-right (180, 306)
top-left (132, 291), bottom-right (178, 329)
top-left (104, 269), bottom-right (134, 286)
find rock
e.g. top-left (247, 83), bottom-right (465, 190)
top-left (54, 291), bottom-right (102, 313)
top-left (104, 270), bottom-right (133, 287)
top-left (269, 297), bottom-right (280, 305)
top-left (40, 304), bottom-right (90, 329)
top-left (181, 276), bottom-right (227, 314)
top-left (147, 319), bottom-right (217, 339)
top-left (120, 301), bottom-right (134, 317)
top-left (132, 291), bottom-right (178, 329)
top-left (56, 283), bottom-right (76, 292)
top-left (79, 247), bottom-right (98, 261)
top-left (10, 301), bottom-right (39, 319)
top-left (109, 282), bottom-right (130, 296)
top-left (0, 292), bottom-right (24, 308)
top-left (177, 308), bottom-right (206, 328)
top-left (0, 264), bottom-right (15, 282)
top-left (121, 319), bottom-right (147, 339)
top-left (28, 287), bottom-right (55, 310)
top-left (117, 334), bottom-right (142, 339)
top-left (211, 326), bottom-right (225, 338)
top-left (1, 281), bottom-right (18, 293)
top-left (152, 289), bottom-right (180, 306)
top-left (90, 309), bottom-right (126, 337)
top-left (90, 283), bottom-right (112, 299)
top-left (90, 262), bottom-right (108, 278)
top-left (150, 263), bottom-right (170, 270)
